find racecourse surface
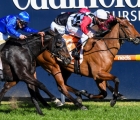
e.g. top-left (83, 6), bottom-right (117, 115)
top-left (0, 98), bottom-right (140, 120)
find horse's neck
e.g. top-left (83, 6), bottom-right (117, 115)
top-left (25, 36), bottom-right (50, 58)
top-left (84, 23), bottom-right (120, 56)
top-left (107, 23), bottom-right (120, 39)
top-left (104, 23), bottom-right (121, 53)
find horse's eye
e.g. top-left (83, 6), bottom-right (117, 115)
top-left (56, 41), bottom-right (62, 47)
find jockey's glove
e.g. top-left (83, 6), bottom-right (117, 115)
top-left (87, 31), bottom-right (94, 38)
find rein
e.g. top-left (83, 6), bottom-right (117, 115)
top-left (93, 37), bottom-right (129, 40)
top-left (80, 24), bottom-right (131, 57)
top-left (93, 25), bottom-right (130, 57)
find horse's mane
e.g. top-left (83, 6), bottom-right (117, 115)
top-left (6, 33), bottom-right (40, 45)
top-left (117, 16), bottom-right (126, 19)
top-left (6, 30), bottom-right (55, 46)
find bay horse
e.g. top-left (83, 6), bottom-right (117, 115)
top-left (0, 30), bottom-right (71, 115)
top-left (37, 17), bottom-right (140, 107)
top-left (0, 17), bottom-right (140, 110)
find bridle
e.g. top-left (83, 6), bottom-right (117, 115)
top-left (81, 18), bottom-right (138, 57)
top-left (100, 19), bottom-right (137, 57)
top-left (48, 33), bottom-right (67, 61)
top-left (25, 33), bottom-right (67, 61)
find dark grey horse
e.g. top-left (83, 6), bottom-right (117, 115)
top-left (0, 30), bottom-right (71, 115)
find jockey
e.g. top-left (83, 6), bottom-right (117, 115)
top-left (50, 7), bottom-right (90, 35)
top-left (79, 8), bottom-right (116, 31)
top-left (66, 9), bottom-right (108, 58)
top-left (0, 11), bottom-right (44, 50)
top-left (98, 12), bottom-right (117, 31)
top-left (50, 11), bottom-right (76, 34)
top-left (0, 11), bottom-right (44, 77)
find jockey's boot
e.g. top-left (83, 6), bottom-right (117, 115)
top-left (72, 42), bottom-right (82, 60)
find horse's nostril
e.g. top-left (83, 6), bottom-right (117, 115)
top-left (133, 37), bottom-right (140, 44)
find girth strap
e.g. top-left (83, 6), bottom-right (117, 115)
top-left (74, 59), bottom-right (80, 74)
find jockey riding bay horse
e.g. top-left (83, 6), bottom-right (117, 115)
top-left (0, 30), bottom-right (71, 115)
top-left (0, 17), bottom-right (140, 110)
top-left (38, 17), bottom-right (140, 107)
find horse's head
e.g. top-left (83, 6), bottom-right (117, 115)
top-left (116, 17), bottom-right (140, 44)
top-left (45, 29), bottom-right (71, 66)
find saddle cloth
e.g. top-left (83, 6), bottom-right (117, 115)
top-left (62, 34), bottom-right (84, 64)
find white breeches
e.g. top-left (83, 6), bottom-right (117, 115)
top-left (0, 32), bottom-right (8, 51)
top-left (50, 21), bottom-right (65, 34)
top-left (66, 15), bottom-right (89, 45)
top-left (0, 32), bottom-right (8, 40)
top-left (0, 32), bottom-right (8, 70)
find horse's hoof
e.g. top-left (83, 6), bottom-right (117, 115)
top-left (52, 98), bottom-right (63, 107)
top-left (37, 111), bottom-right (44, 116)
top-left (81, 106), bottom-right (88, 110)
top-left (110, 99), bottom-right (116, 107)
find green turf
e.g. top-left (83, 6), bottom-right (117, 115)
top-left (0, 101), bottom-right (140, 120)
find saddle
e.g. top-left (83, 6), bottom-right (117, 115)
top-left (62, 30), bottom-right (110, 74)
top-left (62, 34), bottom-right (83, 74)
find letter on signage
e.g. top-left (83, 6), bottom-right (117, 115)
top-left (13, 0), bottom-right (30, 10)
top-left (99, 0), bottom-right (115, 8)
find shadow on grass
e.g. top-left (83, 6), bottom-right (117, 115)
top-left (0, 109), bottom-right (11, 114)
top-left (18, 101), bottom-right (90, 111)
top-left (50, 102), bottom-right (90, 111)
top-left (0, 101), bottom-right (90, 113)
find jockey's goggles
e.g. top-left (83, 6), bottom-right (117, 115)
top-left (19, 20), bottom-right (28, 26)
top-left (98, 18), bottom-right (106, 22)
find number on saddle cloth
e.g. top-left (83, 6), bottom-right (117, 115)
top-left (62, 34), bottom-right (79, 52)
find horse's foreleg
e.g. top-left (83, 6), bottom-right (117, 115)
top-left (34, 72), bottom-right (63, 107)
top-left (33, 73), bottom-right (50, 107)
top-left (94, 80), bottom-right (107, 99)
top-left (97, 71), bottom-right (120, 106)
top-left (27, 84), bottom-right (44, 115)
top-left (0, 81), bottom-right (18, 103)
top-left (61, 68), bottom-right (107, 101)
top-left (106, 82), bottom-right (127, 100)
top-left (60, 69), bottom-right (83, 103)
top-left (33, 87), bottom-right (51, 107)
top-left (53, 73), bottom-right (87, 110)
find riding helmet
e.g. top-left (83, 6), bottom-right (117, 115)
top-left (93, 9), bottom-right (108, 20)
top-left (18, 11), bottom-right (30, 23)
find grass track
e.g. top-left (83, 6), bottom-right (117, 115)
top-left (0, 100), bottom-right (140, 120)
